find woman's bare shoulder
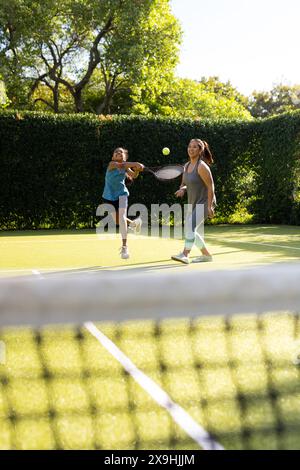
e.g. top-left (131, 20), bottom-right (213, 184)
top-left (198, 160), bottom-right (211, 173)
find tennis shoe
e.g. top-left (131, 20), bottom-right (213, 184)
top-left (171, 253), bottom-right (190, 264)
top-left (129, 217), bottom-right (142, 234)
top-left (192, 255), bottom-right (213, 263)
top-left (120, 246), bottom-right (130, 259)
top-left (128, 217), bottom-right (142, 234)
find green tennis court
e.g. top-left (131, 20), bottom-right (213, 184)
top-left (1, 225), bottom-right (300, 277)
top-left (0, 225), bottom-right (300, 450)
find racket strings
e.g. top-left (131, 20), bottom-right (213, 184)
top-left (149, 165), bottom-right (183, 180)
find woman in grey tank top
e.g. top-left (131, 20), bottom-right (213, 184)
top-left (171, 139), bottom-right (216, 264)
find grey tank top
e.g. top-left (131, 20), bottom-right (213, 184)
top-left (182, 159), bottom-right (208, 211)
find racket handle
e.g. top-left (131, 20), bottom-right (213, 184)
top-left (143, 167), bottom-right (155, 174)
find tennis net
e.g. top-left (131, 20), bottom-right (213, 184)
top-left (0, 264), bottom-right (300, 450)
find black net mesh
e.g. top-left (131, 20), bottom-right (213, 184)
top-left (1, 312), bottom-right (299, 450)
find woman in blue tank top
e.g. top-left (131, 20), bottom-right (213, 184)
top-left (171, 139), bottom-right (216, 264)
top-left (102, 147), bottom-right (144, 259)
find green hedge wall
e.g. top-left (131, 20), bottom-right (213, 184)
top-left (0, 110), bottom-right (299, 229)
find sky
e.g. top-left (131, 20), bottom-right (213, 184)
top-left (170, 0), bottom-right (300, 96)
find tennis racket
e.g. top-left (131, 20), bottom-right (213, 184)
top-left (143, 164), bottom-right (184, 181)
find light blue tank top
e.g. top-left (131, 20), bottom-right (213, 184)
top-left (102, 167), bottom-right (129, 201)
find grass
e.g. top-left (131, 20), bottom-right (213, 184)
top-left (0, 225), bottom-right (300, 449)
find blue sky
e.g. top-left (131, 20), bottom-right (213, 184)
top-left (171, 0), bottom-right (300, 95)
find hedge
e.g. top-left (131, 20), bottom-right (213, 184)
top-left (0, 110), bottom-right (299, 229)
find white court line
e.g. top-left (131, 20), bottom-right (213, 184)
top-left (0, 267), bottom-right (93, 274)
top-left (0, 269), bottom-right (34, 273)
top-left (31, 270), bottom-right (45, 279)
top-left (85, 322), bottom-right (224, 451)
top-left (206, 237), bottom-right (300, 252)
top-left (0, 234), bottom-right (150, 243)
top-left (2, 266), bottom-right (222, 448)
top-left (2, 233), bottom-right (300, 248)
top-left (0, 237), bottom-right (99, 244)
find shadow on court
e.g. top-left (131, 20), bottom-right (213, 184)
top-left (29, 250), bottom-right (243, 278)
top-left (41, 261), bottom-right (186, 277)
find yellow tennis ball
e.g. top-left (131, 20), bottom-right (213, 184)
top-left (162, 147), bottom-right (170, 156)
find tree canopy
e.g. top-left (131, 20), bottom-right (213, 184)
top-left (2, 1), bottom-right (298, 120)
top-left (248, 84), bottom-right (300, 118)
top-left (0, 0), bottom-right (181, 113)
top-left (134, 77), bottom-right (252, 119)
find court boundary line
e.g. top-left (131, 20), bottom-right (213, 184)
top-left (85, 321), bottom-right (224, 451)
top-left (0, 234), bottom-right (167, 243)
top-left (206, 237), bottom-right (300, 251)
top-left (0, 267), bottom-right (93, 274)
top-left (28, 270), bottom-right (223, 449)
top-left (32, 270), bottom-right (45, 279)
top-left (2, 233), bottom-right (300, 250)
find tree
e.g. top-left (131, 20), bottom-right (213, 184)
top-left (128, 77), bottom-right (252, 119)
top-left (0, 74), bottom-right (9, 108)
top-left (248, 84), bottom-right (300, 118)
top-left (94, 0), bottom-right (181, 114)
top-left (0, 0), bottom-right (181, 113)
top-left (1, 1), bottom-right (44, 107)
top-left (199, 76), bottom-right (248, 107)
top-left (30, 81), bottom-right (75, 113)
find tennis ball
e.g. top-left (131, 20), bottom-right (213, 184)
top-left (162, 147), bottom-right (170, 156)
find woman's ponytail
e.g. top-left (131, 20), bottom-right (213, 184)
top-left (202, 140), bottom-right (214, 166)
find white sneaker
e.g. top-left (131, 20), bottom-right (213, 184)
top-left (129, 217), bottom-right (142, 234)
top-left (171, 253), bottom-right (190, 264)
top-left (120, 246), bottom-right (130, 259)
top-left (192, 255), bottom-right (213, 263)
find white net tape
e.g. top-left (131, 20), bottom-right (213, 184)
top-left (1, 263), bottom-right (300, 327)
